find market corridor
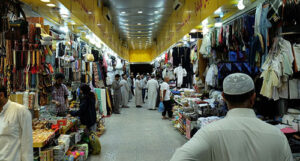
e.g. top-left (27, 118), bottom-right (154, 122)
top-left (88, 98), bottom-right (187, 161)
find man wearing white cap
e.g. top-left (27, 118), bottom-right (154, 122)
top-left (170, 73), bottom-right (293, 161)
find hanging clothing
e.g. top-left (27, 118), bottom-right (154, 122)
top-left (0, 100), bottom-right (33, 161)
top-left (146, 79), bottom-right (159, 110)
top-left (112, 80), bottom-right (122, 113)
top-left (174, 66), bottom-right (187, 87)
top-left (205, 64), bottom-right (218, 87)
top-left (120, 79), bottom-right (130, 107)
top-left (170, 108), bottom-right (293, 161)
top-left (135, 79), bottom-right (143, 106)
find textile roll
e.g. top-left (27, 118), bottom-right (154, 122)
top-left (28, 92), bottom-right (36, 110)
top-left (15, 92), bottom-right (24, 104)
top-left (23, 91), bottom-right (29, 108)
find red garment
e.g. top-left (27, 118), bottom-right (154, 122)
top-left (165, 52), bottom-right (168, 64)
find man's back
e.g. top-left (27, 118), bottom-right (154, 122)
top-left (170, 108), bottom-right (293, 161)
top-left (147, 79), bottom-right (158, 92)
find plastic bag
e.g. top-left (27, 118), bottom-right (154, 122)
top-left (158, 102), bottom-right (165, 112)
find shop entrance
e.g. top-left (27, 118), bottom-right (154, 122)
top-left (130, 63), bottom-right (153, 75)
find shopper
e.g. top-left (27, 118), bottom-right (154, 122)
top-left (170, 73), bottom-right (293, 161)
top-left (0, 86), bottom-right (33, 161)
top-left (130, 73), bottom-right (135, 96)
top-left (147, 75), bottom-right (159, 110)
top-left (140, 74), bottom-right (147, 103)
top-left (127, 73), bottom-right (133, 100)
top-left (120, 74), bottom-right (130, 108)
top-left (112, 74), bottom-right (122, 114)
top-left (70, 84), bottom-right (97, 131)
top-left (135, 75), bottom-right (143, 108)
top-left (52, 73), bottom-right (69, 117)
top-left (160, 76), bottom-right (173, 119)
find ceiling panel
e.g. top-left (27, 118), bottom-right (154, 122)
top-left (103, 0), bottom-right (174, 49)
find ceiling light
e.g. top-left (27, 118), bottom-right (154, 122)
top-left (41, 0), bottom-right (50, 2)
top-left (138, 31), bottom-right (141, 33)
top-left (88, 11), bottom-right (92, 15)
top-left (214, 8), bottom-right (222, 15)
top-left (46, 3), bottom-right (56, 7)
top-left (237, 0), bottom-right (245, 10)
top-left (190, 29), bottom-right (197, 33)
top-left (215, 22), bottom-right (223, 27)
top-left (202, 19), bottom-right (208, 26)
top-left (97, 24), bottom-right (101, 26)
top-left (154, 11), bottom-right (159, 14)
top-left (125, 23), bottom-right (129, 26)
top-left (121, 11), bottom-right (126, 14)
top-left (138, 37), bottom-right (141, 38)
top-left (138, 11), bottom-right (143, 14)
top-left (61, 14), bottom-right (69, 18)
top-left (137, 23), bottom-right (141, 25)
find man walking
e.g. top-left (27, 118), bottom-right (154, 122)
top-left (127, 73), bottom-right (133, 100)
top-left (160, 76), bottom-right (173, 119)
top-left (0, 86), bottom-right (33, 161)
top-left (170, 73), bottom-right (293, 161)
top-left (147, 75), bottom-right (159, 110)
top-left (112, 74), bottom-right (122, 114)
top-left (120, 74), bottom-right (130, 108)
top-left (135, 75), bottom-right (143, 108)
top-left (140, 74), bottom-right (147, 103)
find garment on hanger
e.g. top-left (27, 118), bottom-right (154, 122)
top-left (174, 66), bottom-right (187, 87)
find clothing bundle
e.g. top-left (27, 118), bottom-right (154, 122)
top-left (260, 37), bottom-right (294, 100)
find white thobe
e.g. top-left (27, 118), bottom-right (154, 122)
top-left (146, 79), bottom-right (159, 109)
top-left (174, 66), bottom-right (187, 87)
top-left (120, 79), bottom-right (130, 107)
top-left (170, 108), bottom-right (293, 161)
top-left (0, 100), bottom-right (33, 161)
top-left (135, 80), bottom-right (143, 106)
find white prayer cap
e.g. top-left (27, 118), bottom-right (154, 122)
top-left (223, 73), bottom-right (254, 95)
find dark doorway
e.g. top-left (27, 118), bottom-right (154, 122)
top-left (130, 63), bottom-right (153, 75)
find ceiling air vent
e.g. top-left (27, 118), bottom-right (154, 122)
top-left (173, 0), bottom-right (184, 11)
top-left (103, 7), bottom-right (112, 22)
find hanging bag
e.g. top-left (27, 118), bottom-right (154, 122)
top-left (158, 102), bottom-right (165, 112)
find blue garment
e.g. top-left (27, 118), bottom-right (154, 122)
top-left (258, 4), bottom-right (272, 65)
top-left (249, 36), bottom-right (263, 70)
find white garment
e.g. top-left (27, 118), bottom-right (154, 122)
top-left (174, 66), bottom-right (187, 87)
top-left (120, 79), bottom-right (130, 106)
top-left (200, 34), bottom-right (211, 56)
top-left (140, 77), bottom-right (147, 89)
top-left (135, 80), bottom-right (143, 106)
top-left (162, 68), bottom-right (175, 80)
top-left (170, 108), bottom-right (293, 161)
top-left (0, 100), bottom-right (33, 161)
top-left (294, 44), bottom-right (300, 71)
top-left (160, 82), bottom-right (171, 101)
top-left (205, 64), bottom-right (218, 87)
top-left (147, 79), bottom-right (159, 109)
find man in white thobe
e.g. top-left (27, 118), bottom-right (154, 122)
top-left (146, 75), bottom-right (159, 110)
top-left (120, 74), bottom-right (130, 108)
top-left (0, 86), bottom-right (33, 161)
top-left (170, 73), bottom-right (293, 161)
top-left (135, 75), bottom-right (143, 108)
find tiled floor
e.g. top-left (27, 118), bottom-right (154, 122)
top-left (88, 97), bottom-right (187, 161)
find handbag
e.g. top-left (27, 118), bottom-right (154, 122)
top-left (158, 102), bottom-right (165, 112)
